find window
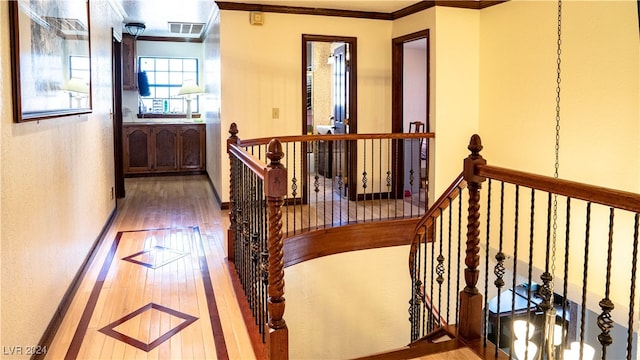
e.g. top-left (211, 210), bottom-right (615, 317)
top-left (69, 55), bottom-right (90, 82)
top-left (138, 57), bottom-right (199, 114)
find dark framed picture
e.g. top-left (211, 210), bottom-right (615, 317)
top-left (9, 0), bottom-right (92, 122)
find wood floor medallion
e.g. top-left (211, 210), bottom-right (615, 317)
top-left (64, 226), bottom-right (229, 360)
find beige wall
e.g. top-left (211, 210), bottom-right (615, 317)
top-left (219, 10), bottom-right (393, 203)
top-left (0, 1), bottom-right (121, 352)
top-left (479, 0), bottom-right (640, 332)
top-left (480, 0), bottom-right (639, 192)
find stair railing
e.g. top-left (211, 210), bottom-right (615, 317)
top-left (409, 172), bottom-right (467, 341)
top-left (227, 123), bottom-right (435, 359)
top-left (409, 134), bottom-right (640, 360)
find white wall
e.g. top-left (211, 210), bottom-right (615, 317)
top-left (0, 0), bottom-right (122, 350)
top-left (403, 43), bottom-right (428, 132)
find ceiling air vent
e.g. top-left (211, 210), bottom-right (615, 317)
top-left (168, 22), bottom-right (204, 35)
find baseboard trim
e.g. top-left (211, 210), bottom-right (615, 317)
top-left (33, 206), bottom-right (118, 360)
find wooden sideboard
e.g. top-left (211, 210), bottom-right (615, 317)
top-left (124, 123), bottom-right (206, 176)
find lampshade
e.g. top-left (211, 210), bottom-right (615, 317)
top-left (513, 340), bottom-right (538, 360)
top-left (513, 320), bottom-right (536, 340)
top-left (124, 22), bottom-right (146, 37)
top-left (178, 80), bottom-right (202, 96)
top-left (66, 77), bottom-right (89, 94)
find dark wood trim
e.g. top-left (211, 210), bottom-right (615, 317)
top-left (282, 218), bottom-right (418, 267)
top-left (98, 303), bottom-right (198, 352)
top-left (216, 1), bottom-right (507, 20)
top-left (124, 170), bottom-right (207, 177)
top-left (217, 2), bottom-right (391, 20)
top-left (137, 113), bottom-right (201, 118)
top-left (391, 29), bottom-right (430, 199)
top-left (64, 226), bottom-right (229, 359)
top-left (112, 31), bottom-right (125, 199)
top-left (237, 132), bottom-right (435, 147)
top-left (65, 219), bottom-right (123, 360)
top-left (33, 207), bottom-right (117, 360)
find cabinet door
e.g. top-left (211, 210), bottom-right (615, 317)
top-left (153, 126), bottom-right (178, 172)
top-left (124, 126), bottom-right (152, 173)
top-left (122, 34), bottom-right (136, 90)
top-left (179, 125), bottom-right (205, 171)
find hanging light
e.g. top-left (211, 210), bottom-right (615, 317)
top-left (124, 22), bottom-right (146, 37)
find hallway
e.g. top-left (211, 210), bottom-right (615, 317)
top-left (45, 176), bottom-right (256, 360)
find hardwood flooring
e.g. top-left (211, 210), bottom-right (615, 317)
top-left (45, 176), bottom-right (255, 360)
top-left (45, 175), bottom-right (477, 360)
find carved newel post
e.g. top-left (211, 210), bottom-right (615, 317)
top-left (459, 134), bottom-right (487, 341)
top-left (227, 123), bottom-right (239, 262)
top-left (265, 139), bottom-right (289, 359)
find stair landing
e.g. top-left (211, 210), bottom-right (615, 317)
top-left (410, 347), bottom-right (480, 360)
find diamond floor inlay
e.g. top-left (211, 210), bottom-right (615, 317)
top-left (121, 245), bottom-right (189, 269)
top-left (98, 302), bottom-right (198, 352)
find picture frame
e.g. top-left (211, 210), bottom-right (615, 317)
top-left (9, 0), bottom-right (92, 122)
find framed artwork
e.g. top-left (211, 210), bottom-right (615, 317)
top-left (9, 0), bottom-right (92, 122)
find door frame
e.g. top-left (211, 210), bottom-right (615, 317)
top-left (301, 34), bottom-right (358, 201)
top-left (391, 29), bottom-right (430, 199)
top-left (112, 29), bottom-right (125, 199)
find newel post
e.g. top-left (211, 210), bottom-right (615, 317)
top-left (458, 134), bottom-right (487, 342)
top-left (265, 139), bottom-right (289, 359)
top-left (227, 123), bottom-right (239, 262)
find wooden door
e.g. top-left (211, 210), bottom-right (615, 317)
top-left (124, 126), bottom-right (152, 173)
top-left (332, 44), bottom-right (348, 135)
top-left (332, 44), bottom-right (352, 197)
top-left (153, 126), bottom-right (178, 172)
top-left (179, 125), bottom-right (205, 171)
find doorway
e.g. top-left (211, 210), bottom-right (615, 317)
top-left (392, 30), bottom-right (430, 203)
top-left (301, 34), bottom-right (357, 201)
top-left (112, 30), bottom-right (125, 199)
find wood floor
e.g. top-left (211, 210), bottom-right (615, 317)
top-left (45, 175), bottom-right (255, 360)
top-left (45, 175), bottom-right (479, 360)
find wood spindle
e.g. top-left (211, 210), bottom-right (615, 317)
top-left (265, 139), bottom-right (289, 359)
top-left (459, 134), bottom-right (486, 342)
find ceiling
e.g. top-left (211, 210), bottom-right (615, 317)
top-left (118, 1), bottom-right (423, 39)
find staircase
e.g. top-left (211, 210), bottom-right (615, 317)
top-left (227, 128), bottom-right (640, 359)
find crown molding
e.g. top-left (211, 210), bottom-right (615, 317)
top-left (215, 1), bottom-right (508, 20)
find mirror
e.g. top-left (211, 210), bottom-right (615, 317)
top-left (9, 0), bottom-right (92, 122)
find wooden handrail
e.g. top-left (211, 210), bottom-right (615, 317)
top-left (476, 164), bottom-right (640, 213)
top-left (228, 143), bottom-right (268, 180)
top-left (413, 172), bottom-right (466, 232)
top-left (237, 132), bottom-right (435, 147)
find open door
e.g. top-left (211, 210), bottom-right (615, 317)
top-left (302, 34), bottom-right (357, 202)
top-left (392, 30), bottom-right (430, 203)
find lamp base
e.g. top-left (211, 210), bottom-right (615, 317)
top-left (185, 98), bottom-right (192, 119)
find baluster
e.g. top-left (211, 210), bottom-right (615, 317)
top-left (227, 123), bottom-right (239, 261)
top-left (597, 208), bottom-right (615, 356)
top-left (459, 134), bottom-right (486, 341)
top-left (626, 214), bottom-right (639, 359)
top-left (493, 182), bottom-right (506, 356)
top-left (265, 139), bottom-right (289, 359)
